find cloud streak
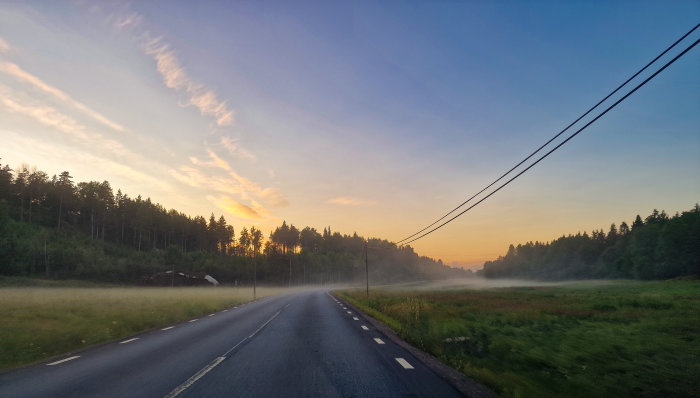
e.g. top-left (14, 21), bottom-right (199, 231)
top-left (113, 13), bottom-right (142, 31)
top-left (207, 195), bottom-right (271, 220)
top-left (185, 150), bottom-right (288, 207)
top-left (328, 196), bottom-right (378, 206)
top-left (0, 37), bottom-right (9, 53)
top-left (0, 61), bottom-right (126, 133)
top-left (0, 84), bottom-right (147, 166)
top-left (220, 136), bottom-right (256, 161)
top-left (142, 35), bottom-right (234, 127)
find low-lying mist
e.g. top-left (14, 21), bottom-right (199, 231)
top-left (364, 277), bottom-right (625, 291)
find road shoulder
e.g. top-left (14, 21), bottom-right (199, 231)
top-left (331, 291), bottom-right (496, 398)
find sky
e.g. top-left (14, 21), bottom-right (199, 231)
top-left (1, 1), bottom-right (698, 269)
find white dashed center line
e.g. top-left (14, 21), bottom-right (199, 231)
top-left (361, 325), bottom-right (369, 330)
top-left (165, 356), bottom-right (226, 398)
top-left (189, 319), bottom-right (198, 323)
top-left (346, 311), bottom-right (352, 314)
top-left (395, 358), bottom-right (414, 369)
top-left (373, 338), bottom-right (385, 344)
top-left (222, 309), bottom-right (228, 312)
top-left (119, 338), bottom-right (139, 344)
top-left (162, 326), bottom-right (174, 331)
top-left (46, 356), bottom-right (80, 366)
top-left (208, 314), bottom-right (215, 317)
top-left (353, 317), bottom-right (359, 321)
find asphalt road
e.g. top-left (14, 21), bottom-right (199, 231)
top-left (0, 289), bottom-right (463, 397)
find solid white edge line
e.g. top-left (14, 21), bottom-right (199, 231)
top-left (395, 358), bottom-right (414, 369)
top-left (164, 356), bottom-right (226, 398)
top-left (374, 338), bottom-right (385, 344)
top-left (162, 326), bottom-right (175, 331)
top-left (46, 356), bottom-right (80, 366)
top-left (208, 314), bottom-right (215, 317)
top-left (361, 325), bottom-right (369, 330)
top-left (119, 338), bottom-right (139, 344)
top-left (188, 319), bottom-right (198, 323)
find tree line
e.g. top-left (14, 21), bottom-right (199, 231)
top-left (479, 205), bottom-right (700, 280)
top-left (0, 160), bottom-right (468, 284)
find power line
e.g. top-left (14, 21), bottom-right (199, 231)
top-left (396, 24), bottom-right (699, 245)
top-left (401, 36), bottom-right (699, 246)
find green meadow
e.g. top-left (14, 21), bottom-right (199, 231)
top-left (340, 280), bottom-right (700, 398)
top-left (0, 281), bottom-right (286, 370)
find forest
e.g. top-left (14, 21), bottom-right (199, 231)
top-left (480, 205), bottom-right (700, 280)
top-left (0, 161), bottom-right (468, 284)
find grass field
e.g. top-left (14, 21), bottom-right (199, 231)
top-left (339, 280), bottom-right (700, 398)
top-left (0, 281), bottom-right (287, 370)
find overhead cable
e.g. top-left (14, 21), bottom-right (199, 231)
top-left (396, 23), bottom-right (699, 244)
top-left (401, 36), bottom-right (699, 246)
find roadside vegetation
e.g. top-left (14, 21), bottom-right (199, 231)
top-left (0, 161), bottom-right (467, 286)
top-left (0, 281), bottom-right (288, 370)
top-left (340, 280), bottom-right (700, 398)
top-left (481, 205), bottom-right (700, 280)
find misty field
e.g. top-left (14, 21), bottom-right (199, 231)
top-left (0, 283), bottom-right (284, 370)
top-left (340, 280), bottom-right (700, 398)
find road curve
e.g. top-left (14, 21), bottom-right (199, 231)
top-left (0, 289), bottom-right (463, 397)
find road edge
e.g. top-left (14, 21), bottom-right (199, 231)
top-left (331, 291), bottom-right (496, 398)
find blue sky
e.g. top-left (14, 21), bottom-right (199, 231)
top-left (1, 1), bottom-right (698, 268)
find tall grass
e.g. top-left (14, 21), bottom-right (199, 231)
top-left (340, 280), bottom-right (700, 397)
top-left (0, 286), bottom-right (285, 370)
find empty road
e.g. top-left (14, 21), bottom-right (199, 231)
top-left (0, 289), bottom-right (463, 397)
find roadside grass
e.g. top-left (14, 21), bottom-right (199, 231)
top-left (339, 280), bottom-right (700, 398)
top-left (0, 283), bottom-right (286, 370)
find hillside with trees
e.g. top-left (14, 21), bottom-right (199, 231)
top-left (0, 161), bottom-right (468, 284)
top-left (480, 205), bottom-right (700, 280)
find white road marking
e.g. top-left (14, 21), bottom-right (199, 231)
top-left (119, 338), bottom-right (139, 344)
top-left (396, 358), bottom-right (414, 369)
top-left (46, 356), bottom-right (80, 366)
top-left (346, 311), bottom-right (352, 314)
top-left (161, 326), bottom-right (174, 331)
top-left (166, 303), bottom-right (289, 398)
top-left (208, 314), bottom-right (215, 317)
top-left (189, 319), bottom-right (198, 323)
top-left (353, 317), bottom-right (359, 321)
top-left (374, 338), bottom-right (385, 344)
top-left (361, 325), bottom-right (369, 330)
top-left (222, 309), bottom-right (228, 312)
top-left (164, 356), bottom-right (226, 398)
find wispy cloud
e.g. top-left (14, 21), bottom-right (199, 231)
top-left (220, 136), bottom-right (256, 161)
top-left (186, 150), bottom-right (288, 207)
top-left (0, 37), bottom-right (9, 53)
top-left (142, 35), bottom-right (234, 126)
top-left (328, 196), bottom-right (378, 206)
top-left (207, 195), bottom-right (270, 220)
top-left (0, 84), bottom-right (141, 162)
top-left (207, 149), bottom-right (232, 171)
top-left (113, 13), bottom-right (142, 31)
top-left (169, 148), bottom-right (289, 221)
top-left (0, 61), bottom-right (126, 132)
top-left (0, 85), bottom-right (89, 140)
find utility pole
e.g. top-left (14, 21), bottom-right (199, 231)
top-left (253, 256), bottom-right (257, 300)
top-left (289, 256), bottom-right (292, 288)
top-left (365, 241), bottom-right (369, 298)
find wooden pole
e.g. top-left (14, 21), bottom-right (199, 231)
top-left (365, 242), bottom-right (369, 298)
